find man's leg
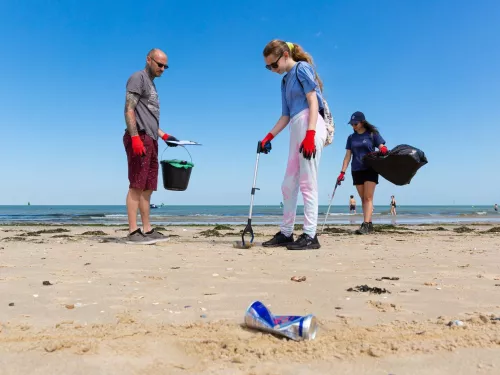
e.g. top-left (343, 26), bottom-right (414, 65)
top-left (126, 188), bottom-right (143, 233)
top-left (139, 190), bottom-right (153, 233)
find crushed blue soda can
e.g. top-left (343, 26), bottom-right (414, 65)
top-left (244, 300), bottom-right (318, 341)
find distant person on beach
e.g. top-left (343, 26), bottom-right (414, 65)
top-left (123, 48), bottom-right (180, 243)
top-left (390, 195), bottom-right (397, 216)
top-left (260, 40), bottom-right (328, 250)
top-left (495, 203), bottom-right (498, 212)
top-left (337, 111), bottom-right (387, 234)
top-left (349, 195), bottom-right (356, 214)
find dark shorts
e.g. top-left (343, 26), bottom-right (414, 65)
top-left (349, 205), bottom-right (356, 211)
top-left (352, 168), bottom-right (379, 186)
top-left (123, 132), bottom-right (159, 191)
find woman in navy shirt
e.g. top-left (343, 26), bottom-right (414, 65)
top-left (337, 111), bottom-right (388, 234)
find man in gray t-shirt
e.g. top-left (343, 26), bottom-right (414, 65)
top-left (123, 48), bottom-right (180, 244)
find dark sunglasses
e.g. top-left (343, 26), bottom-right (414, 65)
top-left (151, 58), bottom-right (169, 69)
top-left (350, 122), bottom-right (359, 126)
top-left (265, 53), bottom-right (283, 70)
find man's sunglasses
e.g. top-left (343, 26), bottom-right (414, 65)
top-left (265, 53), bottom-right (283, 70)
top-left (151, 58), bottom-right (169, 69)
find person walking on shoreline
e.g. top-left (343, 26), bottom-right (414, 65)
top-left (123, 48), bottom-right (180, 243)
top-left (349, 195), bottom-right (357, 214)
top-left (337, 111), bottom-right (388, 234)
top-left (390, 195), bottom-right (397, 216)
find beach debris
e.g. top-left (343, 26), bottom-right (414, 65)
top-left (200, 314), bottom-right (207, 318)
top-left (453, 226), bottom-right (474, 233)
top-left (245, 300), bottom-right (317, 341)
top-left (495, 284), bottom-right (500, 287)
top-left (212, 273), bottom-right (219, 277)
top-left (447, 320), bottom-right (465, 327)
top-left (291, 276), bottom-right (307, 282)
top-left (171, 266), bottom-right (180, 269)
top-left (482, 226), bottom-right (500, 234)
top-left (84, 263), bottom-right (91, 266)
top-left (184, 305), bottom-right (191, 309)
top-left (42, 281), bottom-right (53, 286)
top-left (8, 302), bottom-right (14, 307)
top-left (424, 282), bottom-right (437, 286)
top-left (213, 224), bottom-right (234, 231)
top-left (27, 228), bottom-right (70, 235)
top-left (51, 234), bottom-right (74, 239)
top-left (33, 294), bottom-right (39, 298)
top-left (198, 229), bottom-right (222, 237)
top-left (335, 307), bottom-right (342, 310)
top-left (81, 230), bottom-right (108, 236)
top-left (322, 227), bottom-right (350, 234)
top-left (376, 277), bottom-right (400, 281)
top-left (65, 304), bottom-right (75, 309)
top-left (347, 285), bottom-right (390, 294)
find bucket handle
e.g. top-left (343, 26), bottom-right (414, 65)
top-left (160, 145), bottom-right (193, 164)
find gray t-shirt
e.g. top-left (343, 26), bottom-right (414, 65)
top-left (126, 70), bottom-right (160, 140)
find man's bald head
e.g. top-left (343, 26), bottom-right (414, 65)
top-left (145, 48), bottom-right (168, 79)
top-left (147, 48), bottom-right (167, 60)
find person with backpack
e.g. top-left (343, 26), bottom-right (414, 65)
top-left (337, 111), bottom-right (387, 234)
top-left (260, 40), bottom-right (334, 250)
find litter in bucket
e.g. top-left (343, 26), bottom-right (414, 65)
top-left (160, 147), bottom-right (195, 191)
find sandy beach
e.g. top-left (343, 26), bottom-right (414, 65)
top-left (1, 223), bottom-right (500, 374)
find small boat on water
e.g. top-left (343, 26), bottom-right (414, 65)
top-left (150, 204), bottom-right (158, 209)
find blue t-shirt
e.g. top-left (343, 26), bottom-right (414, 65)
top-left (346, 131), bottom-right (386, 172)
top-left (281, 62), bottom-right (324, 118)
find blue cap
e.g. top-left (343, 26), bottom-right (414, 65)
top-left (348, 111), bottom-right (365, 124)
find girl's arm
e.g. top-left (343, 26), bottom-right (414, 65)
top-left (305, 90), bottom-right (319, 131)
top-left (268, 115), bottom-right (290, 137)
top-left (341, 150), bottom-right (352, 173)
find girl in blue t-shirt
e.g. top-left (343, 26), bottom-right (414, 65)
top-left (337, 111), bottom-right (388, 235)
top-left (259, 39), bottom-right (328, 251)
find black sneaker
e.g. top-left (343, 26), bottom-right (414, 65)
top-left (367, 222), bottom-right (374, 233)
top-left (124, 228), bottom-right (157, 245)
top-left (355, 222), bottom-right (370, 235)
top-left (262, 231), bottom-right (294, 247)
top-left (286, 233), bottom-right (321, 250)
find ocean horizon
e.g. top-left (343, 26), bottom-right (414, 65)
top-left (1, 205), bottom-right (499, 226)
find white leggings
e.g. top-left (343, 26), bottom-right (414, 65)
top-left (280, 109), bottom-right (326, 238)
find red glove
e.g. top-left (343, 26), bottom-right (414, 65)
top-left (299, 130), bottom-right (316, 160)
top-left (379, 145), bottom-right (388, 155)
top-left (261, 132), bottom-right (274, 147)
top-left (131, 135), bottom-right (146, 156)
top-left (337, 171), bottom-right (345, 185)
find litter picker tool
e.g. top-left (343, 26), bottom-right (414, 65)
top-left (320, 182), bottom-right (340, 234)
top-left (233, 141), bottom-right (271, 249)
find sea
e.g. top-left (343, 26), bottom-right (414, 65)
top-left (0, 205), bottom-right (499, 226)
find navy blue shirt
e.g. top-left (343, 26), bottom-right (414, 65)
top-left (346, 131), bottom-right (386, 172)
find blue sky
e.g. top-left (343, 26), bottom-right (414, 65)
top-left (1, 0), bottom-right (499, 206)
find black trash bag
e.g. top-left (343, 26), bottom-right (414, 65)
top-left (363, 144), bottom-right (428, 186)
